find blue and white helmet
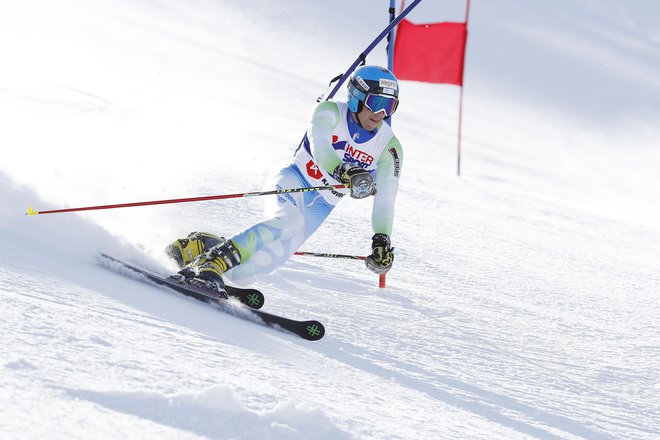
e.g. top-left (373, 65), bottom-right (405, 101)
top-left (347, 65), bottom-right (399, 117)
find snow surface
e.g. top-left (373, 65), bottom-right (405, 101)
top-left (1, 0), bottom-right (659, 439)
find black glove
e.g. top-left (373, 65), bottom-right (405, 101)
top-left (333, 164), bottom-right (376, 199)
top-left (365, 233), bottom-right (393, 274)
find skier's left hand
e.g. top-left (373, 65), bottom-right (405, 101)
top-left (365, 233), bottom-right (393, 274)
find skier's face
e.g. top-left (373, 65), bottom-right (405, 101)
top-left (357, 105), bottom-right (384, 131)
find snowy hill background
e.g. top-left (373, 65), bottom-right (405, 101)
top-left (1, 0), bottom-right (659, 439)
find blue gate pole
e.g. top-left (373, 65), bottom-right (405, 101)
top-left (387, 0), bottom-right (396, 71)
top-left (325, 0), bottom-right (423, 101)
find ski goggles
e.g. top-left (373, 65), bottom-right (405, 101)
top-left (364, 93), bottom-right (399, 117)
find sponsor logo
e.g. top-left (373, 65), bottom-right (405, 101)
top-left (356, 76), bottom-right (370, 91)
top-left (345, 145), bottom-right (374, 167)
top-left (388, 147), bottom-right (400, 177)
top-left (379, 78), bottom-right (397, 89)
top-left (304, 162), bottom-right (344, 198)
top-left (306, 160), bottom-right (323, 179)
top-left (275, 184), bottom-right (298, 207)
top-left (331, 135), bottom-right (374, 169)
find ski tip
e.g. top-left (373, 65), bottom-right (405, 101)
top-left (244, 291), bottom-right (265, 309)
top-left (26, 206), bottom-right (39, 216)
top-left (302, 320), bottom-right (325, 341)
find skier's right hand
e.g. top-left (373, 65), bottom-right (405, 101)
top-left (333, 164), bottom-right (376, 199)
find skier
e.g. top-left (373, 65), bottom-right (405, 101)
top-left (166, 65), bottom-right (403, 292)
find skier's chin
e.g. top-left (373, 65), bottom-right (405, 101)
top-left (364, 119), bottom-right (379, 131)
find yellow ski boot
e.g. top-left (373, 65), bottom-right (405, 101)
top-left (166, 232), bottom-right (223, 268)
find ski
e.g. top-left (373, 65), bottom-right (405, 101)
top-left (100, 253), bottom-right (325, 341)
top-left (100, 253), bottom-right (264, 309)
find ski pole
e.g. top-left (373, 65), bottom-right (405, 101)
top-left (26, 184), bottom-right (347, 216)
top-left (293, 251), bottom-right (387, 289)
top-left (294, 251), bottom-right (366, 260)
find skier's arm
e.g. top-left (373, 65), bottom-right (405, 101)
top-left (371, 136), bottom-right (402, 237)
top-left (307, 101), bottom-right (343, 174)
top-left (365, 136), bottom-right (401, 274)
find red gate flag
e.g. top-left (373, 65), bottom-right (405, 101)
top-left (393, 19), bottom-right (467, 85)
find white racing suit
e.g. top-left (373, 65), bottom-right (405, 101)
top-left (225, 101), bottom-right (402, 284)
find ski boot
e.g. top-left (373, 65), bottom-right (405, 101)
top-left (166, 231), bottom-right (223, 268)
top-left (178, 239), bottom-right (242, 294)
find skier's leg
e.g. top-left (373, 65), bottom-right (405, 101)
top-left (226, 164), bottom-right (334, 284)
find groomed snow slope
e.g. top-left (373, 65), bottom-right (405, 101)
top-left (1, 1), bottom-right (659, 439)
